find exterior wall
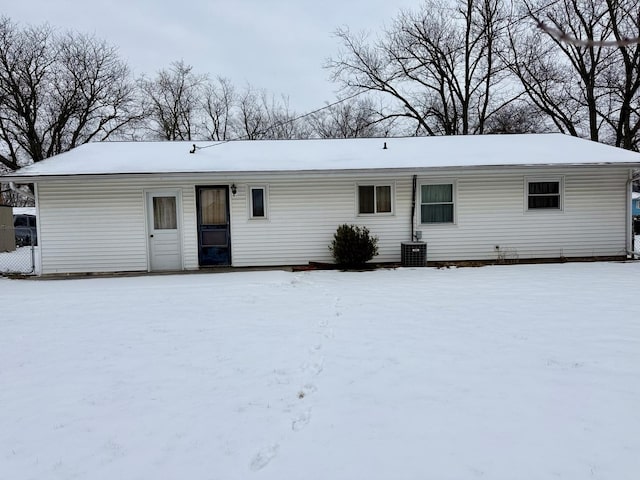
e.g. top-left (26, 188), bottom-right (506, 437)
top-left (229, 177), bottom-right (412, 266)
top-left (0, 205), bottom-right (15, 252)
top-left (36, 179), bottom-right (199, 274)
top-left (419, 170), bottom-right (628, 261)
top-left (35, 166), bottom-right (630, 274)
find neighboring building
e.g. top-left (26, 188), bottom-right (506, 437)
top-left (2, 134), bottom-right (639, 275)
top-left (0, 205), bottom-right (15, 252)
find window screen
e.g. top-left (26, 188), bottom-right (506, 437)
top-left (200, 189), bottom-right (227, 224)
top-left (376, 186), bottom-right (392, 213)
top-left (359, 186), bottom-right (375, 214)
top-left (528, 181), bottom-right (561, 209)
top-left (359, 185), bottom-right (392, 214)
top-left (421, 184), bottom-right (454, 223)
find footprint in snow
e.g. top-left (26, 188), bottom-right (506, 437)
top-left (297, 383), bottom-right (318, 399)
top-left (302, 383), bottom-right (317, 395)
top-left (303, 359), bottom-right (324, 376)
top-left (249, 444), bottom-right (279, 471)
top-left (272, 368), bottom-right (291, 385)
top-left (292, 409), bottom-right (312, 431)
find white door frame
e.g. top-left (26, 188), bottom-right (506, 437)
top-left (144, 189), bottom-right (184, 272)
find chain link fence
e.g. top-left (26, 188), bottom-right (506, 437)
top-left (0, 225), bottom-right (36, 275)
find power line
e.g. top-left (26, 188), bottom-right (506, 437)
top-left (190, 90), bottom-right (367, 152)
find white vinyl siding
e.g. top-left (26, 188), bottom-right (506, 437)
top-left (418, 169), bottom-right (627, 261)
top-left (34, 166), bottom-right (630, 274)
top-left (231, 178), bottom-right (411, 266)
top-left (36, 179), bottom-right (198, 274)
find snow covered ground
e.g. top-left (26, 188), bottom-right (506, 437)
top-left (1, 263), bottom-right (639, 480)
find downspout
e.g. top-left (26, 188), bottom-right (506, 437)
top-left (627, 171), bottom-right (640, 258)
top-left (9, 182), bottom-right (35, 201)
top-left (411, 175), bottom-right (417, 241)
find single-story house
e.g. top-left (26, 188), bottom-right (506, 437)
top-left (2, 134), bottom-right (640, 275)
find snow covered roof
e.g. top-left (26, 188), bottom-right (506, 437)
top-left (3, 134), bottom-right (640, 180)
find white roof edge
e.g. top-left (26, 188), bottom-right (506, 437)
top-left (4, 161), bottom-right (640, 183)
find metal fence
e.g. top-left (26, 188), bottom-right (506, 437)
top-left (0, 226), bottom-right (36, 275)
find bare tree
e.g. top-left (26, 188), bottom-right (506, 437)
top-left (138, 60), bottom-right (206, 140)
top-left (261, 94), bottom-right (306, 140)
top-left (232, 86), bottom-right (304, 140)
top-left (234, 86), bottom-right (268, 140)
top-left (307, 96), bottom-right (392, 138)
top-left (483, 101), bottom-right (548, 133)
top-left (202, 76), bottom-right (235, 141)
top-left (0, 17), bottom-right (140, 171)
top-left (509, 0), bottom-right (618, 143)
top-left (508, 0), bottom-right (640, 149)
top-left (328, 0), bottom-right (514, 136)
top-left (602, 0), bottom-right (640, 149)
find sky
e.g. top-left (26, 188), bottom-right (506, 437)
top-left (4, 0), bottom-right (417, 113)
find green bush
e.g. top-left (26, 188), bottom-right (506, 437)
top-left (329, 224), bottom-right (379, 268)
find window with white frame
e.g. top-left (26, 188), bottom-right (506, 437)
top-left (526, 178), bottom-right (563, 210)
top-left (249, 186), bottom-right (267, 219)
top-left (421, 183), bottom-right (455, 224)
top-left (358, 184), bottom-right (392, 214)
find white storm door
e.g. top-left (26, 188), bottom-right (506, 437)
top-left (146, 191), bottom-right (182, 271)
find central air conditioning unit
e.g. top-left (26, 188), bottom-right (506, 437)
top-left (401, 242), bottom-right (427, 267)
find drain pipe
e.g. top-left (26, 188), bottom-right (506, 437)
top-left (9, 182), bottom-right (35, 201)
top-left (627, 172), bottom-right (640, 258)
top-left (411, 175), bottom-right (417, 241)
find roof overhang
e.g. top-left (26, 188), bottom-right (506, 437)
top-left (3, 162), bottom-right (640, 184)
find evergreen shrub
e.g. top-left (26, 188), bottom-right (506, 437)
top-left (329, 224), bottom-right (379, 269)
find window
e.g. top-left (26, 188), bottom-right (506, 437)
top-left (358, 185), bottom-right (392, 214)
top-left (152, 196), bottom-right (177, 229)
top-left (200, 188), bottom-right (227, 225)
top-left (421, 183), bottom-right (454, 224)
top-left (14, 216), bottom-right (28, 227)
top-left (526, 178), bottom-right (562, 210)
top-left (249, 186), bottom-right (267, 219)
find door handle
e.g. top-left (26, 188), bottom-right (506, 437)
top-left (150, 234), bottom-right (154, 238)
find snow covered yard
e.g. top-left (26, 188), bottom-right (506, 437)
top-left (1, 263), bottom-right (639, 480)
